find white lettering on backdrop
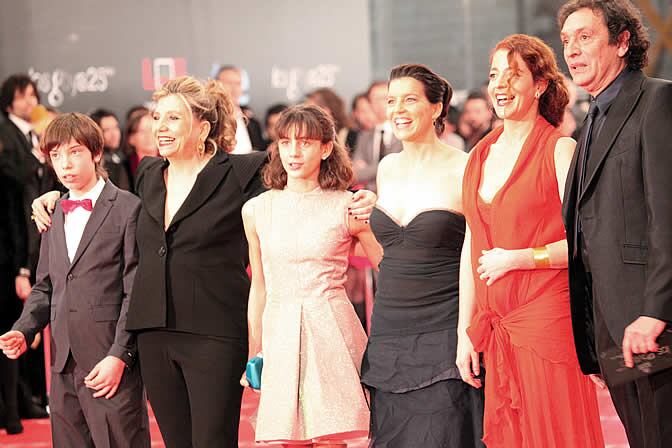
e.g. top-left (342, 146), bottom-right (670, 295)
top-left (271, 64), bottom-right (340, 101)
top-left (28, 66), bottom-right (116, 108)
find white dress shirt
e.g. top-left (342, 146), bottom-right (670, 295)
top-left (231, 110), bottom-right (253, 154)
top-left (64, 178), bottom-right (105, 262)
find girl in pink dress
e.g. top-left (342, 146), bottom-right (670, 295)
top-left (241, 104), bottom-right (382, 448)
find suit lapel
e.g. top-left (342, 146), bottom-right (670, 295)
top-left (51, 198), bottom-right (70, 268)
top-left (579, 72), bottom-right (645, 204)
top-left (68, 181), bottom-right (117, 272)
top-left (6, 121), bottom-right (32, 154)
top-left (142, 159), bottom-right (169, 229)
top-left (168, 150), bottom-right (231, 229)
top-left (562, 121), bottom-right (585, 225)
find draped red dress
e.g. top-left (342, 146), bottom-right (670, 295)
top-left (462, 117), bottom-right (604, 447)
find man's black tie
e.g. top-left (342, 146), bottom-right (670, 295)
top-left (378, 128), bottom-right (387, 162)
top-left (578, 100), bottom-right (599, 189)
top-left (572, 99), bottom-right (599, 257)
top-left (26, 130), bottom-right (35, 147)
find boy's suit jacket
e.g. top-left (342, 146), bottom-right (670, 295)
top-left (13, 180), bottom-right (141, 374)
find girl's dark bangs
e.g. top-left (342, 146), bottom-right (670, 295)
top-left (276, 110), bottom-right (324, 141)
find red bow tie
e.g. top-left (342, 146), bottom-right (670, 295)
top-left (61, 199), bottom-right (93, 214)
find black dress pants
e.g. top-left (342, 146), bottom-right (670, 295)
top-left (593, 289), bottom-right (672, 448)
top-left (137, 330), bottom-right (247, 448)
top-left (0, 267), bottom-right (21, 426)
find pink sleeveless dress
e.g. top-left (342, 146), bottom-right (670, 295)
top-left (252, 188), bottom-right (369, 444)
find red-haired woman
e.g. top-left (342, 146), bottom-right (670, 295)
top-left (458, 34), bottom-right (605, 447)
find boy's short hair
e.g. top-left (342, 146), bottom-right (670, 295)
top-left (40, 112), bottom-right (107, 178)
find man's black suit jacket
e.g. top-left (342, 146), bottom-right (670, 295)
top-left (0, 117), bottom-right (61, 277)
top-left (562, 71), bottom-right (672, 374)
top-left (246, 114), bottom-right (265, 151)
top-left (0, 172), bottom-right (26, 330)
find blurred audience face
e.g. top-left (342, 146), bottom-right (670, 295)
top-left (488, 49), bottom-right (540, 122)
top-left (462, 97), bottom-right (493, 135)
top-left (306, 88), bottom-right (350, 133)
top-left (558, 108), bottom-right (577, 137)
top-left (217, 68), bottom-right (243, 106)
top-left (352, 96), bottom-right (376, 131)
top-left (480, 80), bottom-right (493, 107)
top-left (8, 83), bottom-right (38, 121)
top-left (266, 112), bottom-right (283, 142)
top-left (126, 105), bottom-right (150, 123)
top-left (368, 83), bottom-right (388, 125)
top-left (129, 114), bottom-right (158, 159)
top-left (561, 73), bottom-right (578, 108)
top-left (100, 115), bottom-right (121, 150)
top-left (457, 113), bottom-right (471, 137)
top-left (387, 77), bottom-right (441, 143)
top-left (305, 95), bottom-right (332, 117)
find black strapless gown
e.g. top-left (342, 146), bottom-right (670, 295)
top-left (361, 207), bottom-right (484, 448)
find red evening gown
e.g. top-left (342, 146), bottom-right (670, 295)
top-left (462, 116), bottom-right (604, 447)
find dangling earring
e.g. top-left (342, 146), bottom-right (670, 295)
top-left (534, 91), bottom-right (540, 100)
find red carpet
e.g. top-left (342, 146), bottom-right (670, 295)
top-left (1, 388), bottom-right (628, 447)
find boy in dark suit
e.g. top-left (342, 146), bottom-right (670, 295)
top-left (0, 113), bottom-right (149, 447)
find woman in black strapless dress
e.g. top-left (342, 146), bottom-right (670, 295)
top-left (361, 64), bottom-right (485, 448)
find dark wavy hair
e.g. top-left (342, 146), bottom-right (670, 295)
top-left (0, 74), bottom-right (40, 117)
top-left (262, 104), bottom-right (353, 190)
top-left (388, 64), bottom-right (453, 135)
top-left (558, 0), bottom-right (650, 70)
top-left (492, 34), bottom-right (569, 127)
top-left (89, 108), bottom-right (119, 128)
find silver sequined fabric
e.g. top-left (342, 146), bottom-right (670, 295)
top-left (252, 188), bottom-right (369, 444)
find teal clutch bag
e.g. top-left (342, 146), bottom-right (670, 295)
top-left (245, 355), bottom-right (263, 390)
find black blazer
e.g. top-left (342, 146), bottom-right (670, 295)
top-left (562, 71), bottom-right (672, 373)
top-left (125, 150), bottom-right (268, 339)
